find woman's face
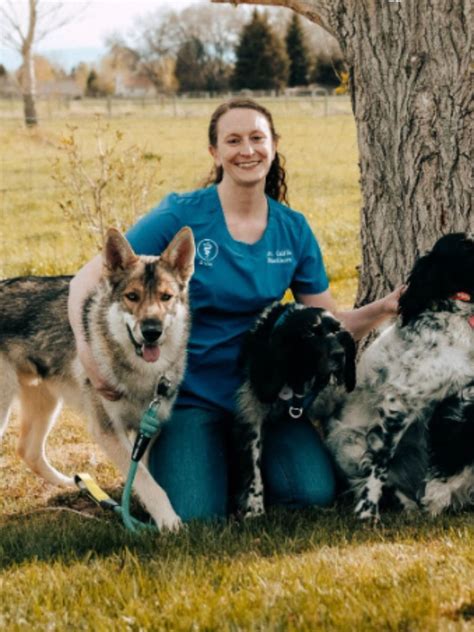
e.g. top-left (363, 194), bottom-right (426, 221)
top-left (209, 108), bottom-right (277, 189)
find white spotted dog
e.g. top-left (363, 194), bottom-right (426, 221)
top-left (324, 233), bottom-right (474, 521)
top-left (234, 302), bottom-right (356, 518)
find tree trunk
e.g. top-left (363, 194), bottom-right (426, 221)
top-left (339, 0), bottom-right (472, 306)
top-left (22, 50), bottom-right (38, 127)
top-left (21, 0), bottom-right (38, 127)
top-left (213, 0), bottom-right (472, 306)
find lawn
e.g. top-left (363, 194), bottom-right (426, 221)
top-left (0, 100), bottom-right (472, 631)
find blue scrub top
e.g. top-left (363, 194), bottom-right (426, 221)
top-left (127, 185), bottom-right (328, 413)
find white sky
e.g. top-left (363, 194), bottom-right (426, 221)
top-left (0, 0), bottom-right (207, 69)
top-left (2, 0), bottom-right (199, 49)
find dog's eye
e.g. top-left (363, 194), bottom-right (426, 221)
top-left (125, 292), bottom-right (140, 302)
top-left (161, 293), bottom-right (173, 302)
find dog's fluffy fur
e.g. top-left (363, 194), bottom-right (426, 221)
top-left (324, 233), bottom-right (474, 520)
top-left (0, 227), bottom-right (195, 530)
top-left (235, 302), bottom-right (356, 517)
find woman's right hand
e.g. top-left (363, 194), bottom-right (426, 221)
top-left (68, 254), bottom-right (122, 402)
top-left (77, 341), bottom-right (122, 401)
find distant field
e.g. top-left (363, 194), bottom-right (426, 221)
top-left (0, 97), bottom-right (359, 305)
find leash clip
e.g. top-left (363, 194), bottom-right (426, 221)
top-left (289, 406), bottom-right (304, 419)
top-left (132, 376), bottom-right (173, 462)
top-left (289, 392), bottom-right (305, 419)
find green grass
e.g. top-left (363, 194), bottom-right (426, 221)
top-left (1, 101), bottom-right (473, 631)
top-left (0, 507), bottom-right (472, 630)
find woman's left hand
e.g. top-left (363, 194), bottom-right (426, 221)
top-left (383, 285), bottom-right (406, 317)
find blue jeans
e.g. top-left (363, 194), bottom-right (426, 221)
top-left (148, 406), bottom-right (336, 522)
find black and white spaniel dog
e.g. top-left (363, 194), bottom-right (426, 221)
top-left (324, 232), bottom-right (474, 520)
top-left (234, 302), bottom-right (356, 518)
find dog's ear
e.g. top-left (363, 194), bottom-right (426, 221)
top-left (398, 233), bottom-right (474, 326)
top-left (160, 227), bottom-right (195, 285)
top-left (241, 329), bottom-right (286, 404)
top-left (103, 228), bottom-right (138, 272)
top-left (338, 330), bottom-right (356, 392)
top-left (398, 251), bottom-right (440, 325)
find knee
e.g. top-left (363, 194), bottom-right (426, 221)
top-left (262, 420), bottom-right (338, 510)
top-left (265, 456), bottom-right (337, 509)
top-left (288, 469), bottom-right (337, 509)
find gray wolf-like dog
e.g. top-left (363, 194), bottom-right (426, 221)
top-left (324, 233), bottom-right (474, 521)
top-left (0, 227), bottom-right (195, 530)
top-left (235, 302), bottom-right (356, 518)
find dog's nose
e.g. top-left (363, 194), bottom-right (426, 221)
top-left (141, 319), bottom-right (162, 343)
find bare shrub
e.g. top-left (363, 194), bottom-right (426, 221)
top-left (52, 116), bottom-right (161, 254)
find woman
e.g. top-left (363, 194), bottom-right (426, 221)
top-left (69, 98), bottom-right (400, 521)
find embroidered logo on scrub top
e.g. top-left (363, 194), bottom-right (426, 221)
top-left (197, 238), bottom-right (219, 266)
top-left (267, 249), bottom-right (293, 264)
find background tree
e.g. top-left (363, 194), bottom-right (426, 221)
top-left (70, 62), bottom-right (91, 94)
top-left (131, 7), bottom-right (181, 93)
top-left (310, 52), bottom-right (345, 87)
top-left (232, 10), bottom-right (289, 92)
top-left (214, 0), bottom-right (472, 314)
top-left (0, 0), bottom-right (75, 126)
top-left (84, 69), bottom-right (113, 98)
top-left (130, 4), bottom-right (246, 94)
top-left (285, 14), bottom-right (309, 86)
top-left (174, 37), bottom-right (207, 92)
top-left (179, 3), bottom-right (247, 92)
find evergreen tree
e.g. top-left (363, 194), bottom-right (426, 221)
top-left (232, 11), bottom-right (289, 92)
top-left (310, 55), bottom-right (345, 87)
top-left (85, 70), bottom-right (100, 97)
top-left (175, 36), bottom-right (207, 92)
top-left (285, 14), bottom-right (309, 87)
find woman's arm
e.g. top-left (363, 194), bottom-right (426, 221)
top-left (68, 255), bottom-right (122, 400)
top-left (296, 287), bottom-right (402, 341)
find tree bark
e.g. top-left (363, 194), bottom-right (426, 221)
top-left (21, 0), bottom-right (39, 127)
top-left (340, 0), bottom-right (472, 306)
top-left (213, 0), bottom-right (472, 306)
top-left (22, 48), bottom-right (38, 127)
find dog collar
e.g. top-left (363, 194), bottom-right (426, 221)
top-left (278, 385), bottom-right (318, 419)
top-left (451, 292), bottom-right (474, 328)
top-left (452, 292), bottom-right (472, 302)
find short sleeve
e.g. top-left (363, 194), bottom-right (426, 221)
top-left (126, 194), bottom-right (183, 256)
top-left (290, 217), bottom-right (329, 295)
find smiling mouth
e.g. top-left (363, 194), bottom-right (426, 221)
top-left (126, 325), bottom-right (161, 363)
top-left (236, 161), bottom-right (261, 169)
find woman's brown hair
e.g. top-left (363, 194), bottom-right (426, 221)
top-left (204, 98), bottom-right (289, 205)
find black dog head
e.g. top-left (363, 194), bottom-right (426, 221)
top-left (399, 232), bottom-right (474, 326)
top-left (243, 304), bottom-right (356, 404)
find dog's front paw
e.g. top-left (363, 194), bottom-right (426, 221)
top-left (355, 498), bottom-right (380, 524)
top-left (239, 495), bottom-right (265, 520)
top-left (243, 505), bottom-right (265, 520)
top-left (153, 509), bottom-right (182, 532)
top-left (421, 479), bottom-right (452, 516)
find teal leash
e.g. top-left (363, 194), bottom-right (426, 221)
top-left (75, 376), bottom-right (172, 533)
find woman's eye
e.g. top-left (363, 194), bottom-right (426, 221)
top-left (125, 292), bottom-right (140, 302)
top-left (161, 293), bottom-right (172, 302)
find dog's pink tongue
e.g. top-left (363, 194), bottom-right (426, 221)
top-left (143, 345), bottom-right (160, 363)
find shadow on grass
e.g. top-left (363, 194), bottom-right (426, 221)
top-left (0, 487), bottom-right (472, 570)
